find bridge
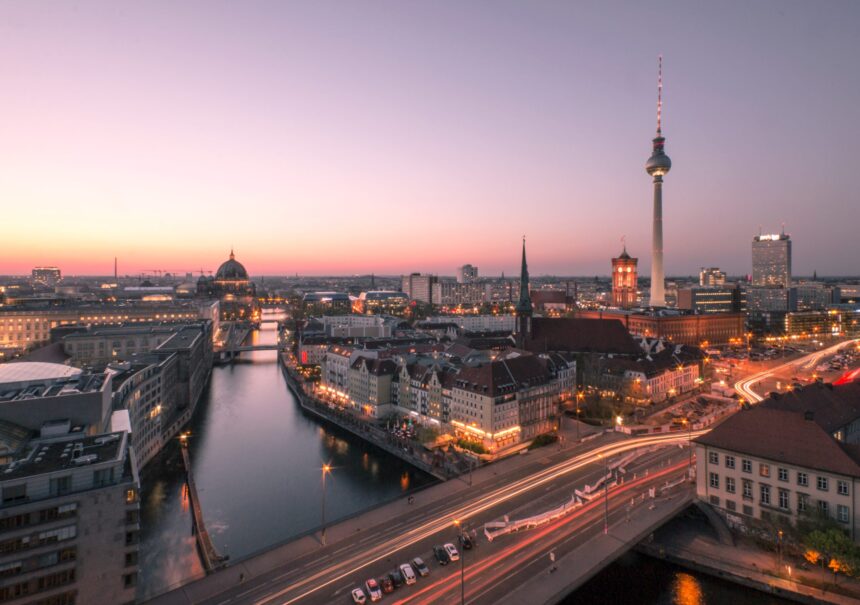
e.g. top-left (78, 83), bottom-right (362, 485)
top-left (145, 431), bottom-right (703, 605)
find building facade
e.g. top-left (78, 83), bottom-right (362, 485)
top-left (752, 233), bottom-right (792, 287)
top-left (611, 247), bottom-right (638, 309)
top-left (699, 267), bottom-right (727, 287)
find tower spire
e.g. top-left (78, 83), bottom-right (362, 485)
top-left (657, 55), bottom-right (663, 136)
top-left (515, 237), bottom-right (532, 347)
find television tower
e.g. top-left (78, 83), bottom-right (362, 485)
top-left (646, 55), bottom-right (672, 307)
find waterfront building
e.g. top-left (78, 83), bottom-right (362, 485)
top-left (752, 232), bottom-right (792, 287)
top-left (677, 286), bottom-right (745, 315)
top-left (196, 250), bottom-right (259, 322)
top-left (401, 274), bottom-right (438, 304)
top-left (611, 246), bottom-right (638, 309)
top-left (0, 428), bottom-right (140, 605)
top-left (646, 56), bottom-right (672, 307)
top-left (699, 268), bottom-right (726, 287)
top-left (30, 268), bottom-right (61, 288)
top-left (63, 324), bottom-right (185, 365)
top-left (348, 358), bottom-right (398, 417)
top-left (0, 363), bottom-right (113, 435)
top-left (457, 265), bottom-right (479, 284)
top-left (695, 381), bottom-right (860, 541)
top-left (354, 291), bottom-right (409, 315)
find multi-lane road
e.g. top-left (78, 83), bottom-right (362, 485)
top-left (154, 431), bottom-right (700, 605)
top-left (734, 338), bottom-right (859, 403)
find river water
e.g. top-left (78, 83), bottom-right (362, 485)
top-left (138, 322), bottom-right (435, 599)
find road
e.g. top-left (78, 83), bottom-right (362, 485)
top-left (734, 338), bottom-right (858, 403)
top-left (170, 432), bottom-right (700, 605)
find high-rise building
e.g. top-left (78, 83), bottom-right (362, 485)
top-left (752, 232), bottom-right (791, 287)
top-left (699, 267), bottom-right (726, 287)
top-left (611, 246), bottom-right (638, 309)
top-left (646, 56), bottom-right (672, 307)
top-left (31, 267), bottom-right (61, 287)
top-left (400, 274), bottom-right (438, 304)
top-left (456, 264), bottom-right (478, 284)
top-left (677, 286), bottom-right (745, 314)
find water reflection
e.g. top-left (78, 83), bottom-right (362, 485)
top-left (139, 323), bottom-right (434, 599)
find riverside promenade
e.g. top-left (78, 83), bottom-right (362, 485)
top-left (180, 445), bottom-right (227, 573)
top-left (280, 355), bottom-right (452, 480)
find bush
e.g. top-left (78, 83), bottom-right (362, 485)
top-left (456, 439), bottom-right (487, 455)
top-left (528, 433), bottom-right (559, 450)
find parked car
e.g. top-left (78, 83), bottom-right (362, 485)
top-left (444, 542), bottom-right (460, 561)
top-left (412, 557), bottom-right (430, 577)
top-left (364, 579), bottom-right (382, 602)
top-left (389, 568), bottom-right (405, 588)
top-left (458, 533), bottom-right (473, 550)
top-left (351, 587), bottom-right (367, 604)
top-left (434, 545), bottom-right (451, 565)
top-left (399, 563), bottom-right (417, 585)
top-left (379, 576), bottom-right (394, 594)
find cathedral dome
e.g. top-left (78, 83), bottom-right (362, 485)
top-left (215, 250), bottom-right (248, 281)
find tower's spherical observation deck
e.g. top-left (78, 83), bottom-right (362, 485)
top-left (646, 136), bottom-right (672, 177)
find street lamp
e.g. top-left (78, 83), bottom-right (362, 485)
top-left (682, 418), bottom-right (692, 479)
top-left (598, 454), bottom-right (609, 535)
top-left (321, 464), bottom-right (332, 546)
top-left (453, 519), bottom-right (465, 605)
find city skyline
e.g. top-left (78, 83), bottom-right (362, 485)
top-left (3, 1), bottom-right (860, 276)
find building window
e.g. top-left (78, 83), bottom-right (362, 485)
top-left (742, 459), bottom-right (752, 473)
top-left (798, 493), bottom-right (809, 513)
top-left (760, 484), bottom-right (771, 506)
top-left (725, 455), bottom-right (735, 469)
top-left (838, 480), bottom-right (849, 496)
top-left (742, 504), bottom-right (753, 516)
top-left (726, 500), bottom-right (737, 511)
top-left (817, 476), bottom-right (829, 491)
top-left (742, 480), bottom-right (753, 501)
top-left (778, 489), bottom-right (790, 510)
top-left (709, 473), bottom-right (719, 489)
top-left (709, 452), bottom-right (719, 465)
top-left (838, 504), bottom-right (850, 524)
top-left (760, 464), bottom-right (770, 478)
top-left (778, 468), bottom-right (788, 482)
top-left (709, 495), bottom-right (720, 506)
top-left (726, 477), bottom-right (736, 494)
top-left (798, 472), bottom-right (808, 487)
top-left (819, 500), bottom-right (829, 517)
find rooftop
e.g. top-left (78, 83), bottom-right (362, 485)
top-left (0, 362), bottom-right (81, 385)
top-left (0, 431), bottom-right (126, 482)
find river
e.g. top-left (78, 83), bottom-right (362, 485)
top-left (138, 322), bottom-right (436, 599)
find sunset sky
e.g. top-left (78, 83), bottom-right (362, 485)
top-left (2, 1), bottom-right (859, 277)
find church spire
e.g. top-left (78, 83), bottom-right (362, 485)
top-left (516, 236), bottom-right (532, 314)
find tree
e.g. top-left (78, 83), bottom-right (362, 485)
top-left (804, 528), bottom-right (859, 582)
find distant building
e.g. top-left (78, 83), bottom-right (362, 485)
top-left (611, 247), bottom-right (638, 309)
top-left (795, 283), bottom-right (841, 311)
top-left (401, 274), bottom-right (438, 304)
top-left (677, 286), bottom-right (745, 314)
top-left (746, 286), bottom-right (797, 314)
top-left (699, 267), bottom-right (726, 287)
top-left (196, 250), bottom-right (258, 322)
top-left (752, 233), bottom-right (791, 287)
top-left (431, 281), bottom-right (487, 306)
top-left (301, 292), bottom-right (351, 316)
top-left (31, 267), bottom-right (61, 287)
top-left (575, 309), bottom-right (745, 347)
top-left (695, 382), bottom-right (860, 541)
top-left (457, 265), bottom-right (479, 284)
top-left (354, 291), bottom-right (409, 315)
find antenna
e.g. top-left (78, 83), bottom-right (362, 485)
top-left (657, 55), bottom-right (663, 135)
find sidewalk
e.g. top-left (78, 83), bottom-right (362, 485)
top-left (640, 515), bottom-right (860, 605)
top-left (145, 430), bottom-right (623, 604)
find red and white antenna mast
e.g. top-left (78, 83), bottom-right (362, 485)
top-left (657, 55), bottom-right (663, 136)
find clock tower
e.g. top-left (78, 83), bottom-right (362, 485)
top-left (611, 244), bottom-right (638, 309)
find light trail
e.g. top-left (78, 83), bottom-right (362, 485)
top-left (394, 460), bottom-right (689, 605)
top-left (734, 339), bottom-right (858, 403)
top-left (255, 432), bottom-right (702, 605)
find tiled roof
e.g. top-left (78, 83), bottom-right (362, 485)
top-left (454, 354), bottom-right (551, 397)
top-left (525, 318), bottom-right (640, 355)
top-left (760, 382), bottom-right (860, 434)
top-left (695, 405), bottom-right (860, 477)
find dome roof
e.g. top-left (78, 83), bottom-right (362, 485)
top-left (215, 250), bottom-right (248, 281)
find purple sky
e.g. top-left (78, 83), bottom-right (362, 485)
top-left (2, 1), bottom-right (859, 277)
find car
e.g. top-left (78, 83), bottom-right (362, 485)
top-left (444, 542), bottom-right (460, 561)
top-left (399, 563), bottom-right (417, 585)
top-left (434, 545), bottom-right (450, 565)
top-left (388, 568), bottom-right (405, 588)
top-left (412, 557), bottom-right (430, 577)
top-left (364, 579), bottom-right (382, 602)
top-left (351, 587), bottom-right (367, 604)
top-left (379, 575), bottom-right (394, 594)
top-left (458, 533), bottom-right (473, 550)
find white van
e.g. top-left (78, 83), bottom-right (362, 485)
top-left (399, 563), bottom-right (417, 585)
